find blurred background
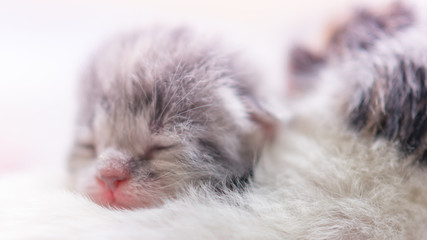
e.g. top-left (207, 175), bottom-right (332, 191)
top-left (0, 0), bottom-right (382, 173)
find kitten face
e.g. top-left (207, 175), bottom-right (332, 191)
top-left (69, 28), bottom-right (275, 209)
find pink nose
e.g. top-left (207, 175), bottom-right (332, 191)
top-left (97, 164), bottom-right (130, 191)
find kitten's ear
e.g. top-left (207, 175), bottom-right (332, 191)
top-left (289, 46), bottom-right (325, 75)
top-left (287, 46), bottom-right (326, 96)
top-left (243, 96), bottom-right (279, 141)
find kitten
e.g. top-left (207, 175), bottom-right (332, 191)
top-left (287, 2), bottom-right (414, 96)
top-left (68, 27), bottom-right (276, 209)
top-left (289, 1), bottom-right (427, 164)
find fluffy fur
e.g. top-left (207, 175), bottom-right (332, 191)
top-left (69, 28), bottom-right (274, 208)
top-left (2, 98), bottom-right (427, 239)
top-left (2, 1), bottom-right (427, 239)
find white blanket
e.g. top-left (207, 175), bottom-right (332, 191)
top-left (2, 101), bottom-right (426, 239)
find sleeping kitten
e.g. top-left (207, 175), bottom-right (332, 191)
top-left (289, 1), bottom-right (427, 164)
top-left (287, 2), bottom-right (414, 96)
top-left (68, 27), bottom-right (276, 209)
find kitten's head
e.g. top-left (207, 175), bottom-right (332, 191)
top-left (69, 28), bottom-right (276, 209)
top-left (289, 2), bottom-right (427, 165)
top-left (287, 2), bottom-right (414, 96)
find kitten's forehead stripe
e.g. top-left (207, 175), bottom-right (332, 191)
top-left (84, 30), bottom-right (235, 132)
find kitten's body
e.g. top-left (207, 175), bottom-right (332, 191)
top-left (69, 28), bottom-right (274, 208)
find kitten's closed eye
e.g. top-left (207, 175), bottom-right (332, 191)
top-left (71, 143), bottom-right (96, 160)
top-left (142, 144), bottom-right (177, 160)
top-left (72, 127), bottom-right (96, 158)
top-left (79, 143), bottom-right (96, 151)
top-left (68, 131), bottom-right (97, 173)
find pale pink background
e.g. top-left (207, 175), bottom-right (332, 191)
top-left (0, 0), bottom-right (379, 173)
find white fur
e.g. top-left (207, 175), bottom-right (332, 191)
top-left (2, 90), bottom-right (427, 239)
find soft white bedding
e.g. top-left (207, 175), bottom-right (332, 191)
top-left (2, 99), bottom-right (427, 239)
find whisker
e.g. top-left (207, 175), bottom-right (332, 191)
top-left (176, 104), bottom-right (214, 116)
